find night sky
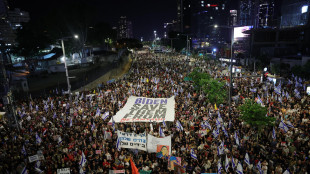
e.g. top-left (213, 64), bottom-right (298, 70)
top-left (11, 0), bottom-right (177, 41)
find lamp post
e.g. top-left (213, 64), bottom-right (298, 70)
top-left (60, 35), bottom-right (78, 103)
top-left (214, 25), bottom-right (234, 115)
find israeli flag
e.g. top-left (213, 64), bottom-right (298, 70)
top-left (80, 151), bottom-right (87, 167)
top-left (222, 126), bottom-right (229, 138)
top-left (91, 122), bottom-right (95, 131)
top-left (244, 153), bottom-right (250, 165)
top-left (257, 95), bottom-right (263, 105)
top-left (216, 119), bottom-right (221, 129)
top-left (274, 85), bottom-right (281, 95)
top-left (286, 120), bottom-right (294, 128)
top-left (35, 167), bottom-right (43, 174)
top-left (231, 156), bottom-right (236, 169)
top-left (187, 92), bottom-right (191, 98)
top-left (272, 127), bottom-right (276, 139)
top-left (217, 141), bottom-right (224, 155)
top-left (35, 105), bottom-right (39, 111)
top-left (257, 161), bottom-right (262, 174)
top-left (36, 133), bottom-right (42, 144)
top-left (21, 145), bottom-right (27, 156)
top-left (190, 148), bottom-right (197, 160)
top-left (236, 162), bottom-right (243, 174)
top-left (279, 121), bottom-right (289, 133)
top-left (116, 138), bottom-right (121, 151)
top-left (69, 118), bottom-right (72, 127)
top-left (250, 88), bottom-right (257, 93)
top-left (96, 108), bottom-right (101, 116)
top-left (213, 129), bottom-right (220, 139)
top-left (53, 112), bottom-right (57, 119)
top-left (58, 136), bottom-right (62, 145)
top-left (283, 169), bottom-right (291, 174)
top-left (235, 131), bottom-right (240, 146)
top-left (29, 103), bottom-right (33, 111)
top-left (102, 111), bottom-right (110, 121)
top-left (35, 160), bottom-right (41, 168)
top-left (162, 119), bottom-right (166, 127)
top-left (225, 155), bottom-right (229, 172)
top-left (217, 159), bottom-right (223, 174)
top-left (21, 166), bottom-right (28, 174)
top-left (205, 121), bottom-right (212, 130)
top-left (176, 120), bottom-right (183, 131)
top-left (159, 126), bottom-right (165, 137)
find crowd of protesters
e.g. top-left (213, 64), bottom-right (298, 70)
top-left (0, 52), bottom-right (309, 174)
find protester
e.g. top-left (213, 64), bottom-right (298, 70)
top-left (0, 52), bottom-right (309, 174)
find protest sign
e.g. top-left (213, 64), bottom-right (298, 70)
top-left (117, 130), bottom-right (147, 151)
top-left (57, 168), bottom-right (70, 174)
top-left (28, 155), bottom-right (39, 163)
top-left (110, 96), bottom-right (175, 123)
top-left (147, 134), bottom-right (171, 154)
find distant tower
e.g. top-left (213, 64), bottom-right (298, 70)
top-left (117, 16), bottom-right (133, 39)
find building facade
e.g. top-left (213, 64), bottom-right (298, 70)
top-left (117, 16), bottom-right (133, 39)
top-left (280, 0), bottom-right (310, 28)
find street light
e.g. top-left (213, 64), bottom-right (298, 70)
top-left (60, 35), bottom-right (79, 103)
top-left (214, 25), bottom-right (234, 115)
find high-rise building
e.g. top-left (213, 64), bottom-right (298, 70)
top-left (280, 0), bottom-right (310, 28)
top-left (256, 0), bottom-right (275, 28)
top-left (117, 16), bottom-right (133, 39)
top-left (0, 8), bottom-right (29, 45)
top-left (0, 0), bottom-right (9, 17)
top-left (229, 10), bottom-right (238, 26)
top-left (239, 0), bottom-right (256, 26)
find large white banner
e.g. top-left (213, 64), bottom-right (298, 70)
top-left (111, 96), bottom-right (175, 123)
top-left (117, 130), bottom-right (147, 151)
top-left (147, 134), bottom-right (172, 154)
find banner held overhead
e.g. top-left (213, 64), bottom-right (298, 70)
top-left (111, 96), bottom-right (175, 123)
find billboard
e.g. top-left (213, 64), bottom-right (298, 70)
top-left (234, 26), bottom-right (252, 41)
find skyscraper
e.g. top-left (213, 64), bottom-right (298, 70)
top-left (239, 0), bottom-right (256, 26)
top-left (256, 0), bottom-right (275, 28)
top-left (117, 16), bottom-right (133, 39)
top-left (280, 0), bottom-right (310, 28)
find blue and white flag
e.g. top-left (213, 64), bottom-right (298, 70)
top-left (218, 159), bottom-right (223, 174)
top-left (231, 156), bottom-right (236, 169)
top-left (159, 126), bottom-right (165, 137)
top-left (216, 119), bottom-right (221, 129)
top-left (102, 111), bottom-right (109, 121)
top-left (257, 95), bottom-right (263, 105)
top-left (244, 153), bottom-right (250, 165)
top-left (222, 126), bottom-right (229, 138)
top-left (35, 161), bottom-right (40, 169)
top-left (217, 141), bottom-right (224, 155)
top-left (36, 133), bottom-right (42, 144)
top-left (236, 162), bottom-right (243, 174)
top-left (274, 85), bottom-right (281, 95)
top-left (91, 122), bottom-right (95, 131)
top-left (190, 148), bottom-right (197, 160)
top-left (80, 151), bottom-right (87, 167)
top-left (36, 105), bottom-right (39, 111)
top-left (257, 161), bottom-right (262, 174)
top-left (53, 112), bottom-right (57, 119)
top-left (213, 129), bottom-right (220, 139)
top-left (176, 120), bottom-right (183, 131)
top-left (283, 169), bottom-right (291, 174)
top-left (294, 88), bottom-right (301, 99)
top-left (42, 117), bottom-right (46, 123)
top-left (29, 103), bottom-right (33, 111)
top-left (272, 127), bottom-right (276, 139)
top-left (225, 155), bottom-right (229, 172)
top-left (35, 167), bottom-right (43, 174)
top-left (204, 121), bottom-right (212, 130)
top-left (69, 117), bottom-right (72, 127)
top-left (286, 120), bottom-right (294, 128)
top-left (163, 119), bottom-right (166, 127)
top-left (58, 136), bottom-right (62, 145)
top-left (21, 166), bottom-right (28, 174)
top-left (250, 88), bottom-right (257, 93)
top-left (21, 145), bottom-right (27, 156)
top-left (235, 131), bottom-right (240, 146)
top-left (96, 108), bottom-right (100, 116)
top-left (116, 138), bottom-right (121, 151)
top-left (279, 121), bottom-right (289, 133)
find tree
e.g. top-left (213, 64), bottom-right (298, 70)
top-left (201, 78), bottom-right (227, 105)
top-left (188, 68), bottom-right (210, 91)
top-left (238, 99), bottom-right (275, 139)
